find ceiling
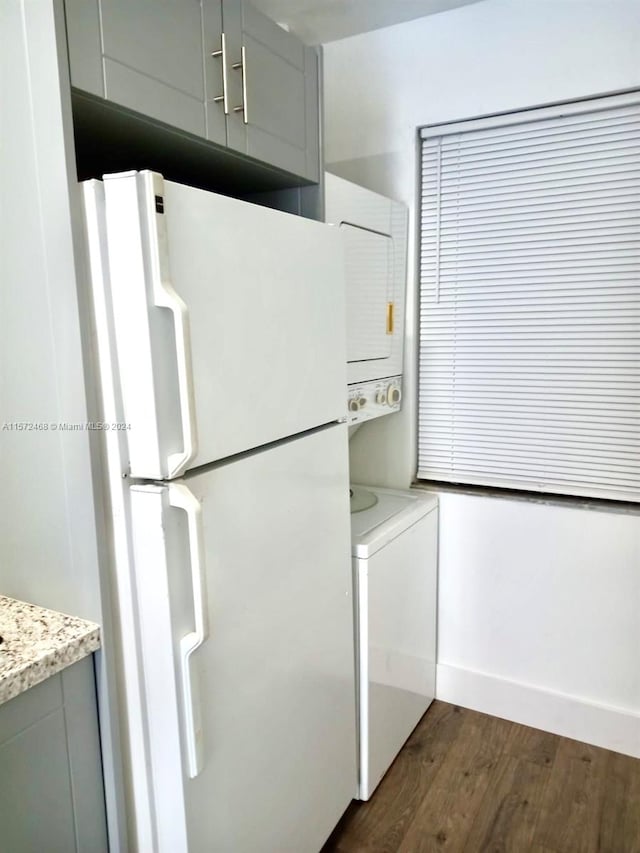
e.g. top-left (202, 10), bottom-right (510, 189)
top-left (250, 0), bottom-right (485, 45)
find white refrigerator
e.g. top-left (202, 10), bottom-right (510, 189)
top-left (82, 171), bottom-right (356, 852)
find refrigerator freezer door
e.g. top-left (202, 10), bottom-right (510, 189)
top-left (85, 171), bottom-right (347, 480)
top-left (128, 425), bottom-right (356, 852)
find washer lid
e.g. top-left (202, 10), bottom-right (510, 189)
top-left (351, 486), bottom-right (438, 558)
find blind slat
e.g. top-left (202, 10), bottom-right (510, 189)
top-left (422, 102), bottom-right (640, 144)
top-left (438, 150), bottom-right (640, 184)
top-left (438, 128), bottom-right (640, 165)
top-left (423, 209), bottom-right (640, 233)
top-left (429, 180), bottom-right (640, 207)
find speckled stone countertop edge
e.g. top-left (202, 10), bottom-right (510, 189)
top-left (0, 595), bottom-right (101, 705)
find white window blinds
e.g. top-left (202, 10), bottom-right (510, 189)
top-left (418, 94), bottom-right (640, 502)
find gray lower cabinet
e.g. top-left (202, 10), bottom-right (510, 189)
top-left (65, 0), bottom-right (319, 182)
top-left (0, 657), bottom-right (108, 853)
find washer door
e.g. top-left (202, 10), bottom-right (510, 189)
top-left (355, 509), bottom-right (438, 800)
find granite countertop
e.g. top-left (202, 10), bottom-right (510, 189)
top-left (0, 595), bottom-right (100, 705)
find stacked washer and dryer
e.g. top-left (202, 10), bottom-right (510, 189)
top-left (326, 175), bottom-right (439, 800)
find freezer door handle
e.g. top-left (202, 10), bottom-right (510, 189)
top-left (164, 290), bottom-right (197, 478)
top-left (144, 172), bottom-right (198, 478)
top-left (169, 483), bottom-right (209, 778)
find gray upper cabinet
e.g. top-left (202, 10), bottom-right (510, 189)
top-left (65, 0), bottom-right (104, 96)
top-left (65, 0), bottom-right (320, 183)
top-left (202, 0), bottom-right (228, 146)
top-left (101, 0), bottom-right (206, 137)
top-left (67, 0), bottom-right (206, 137)
top-left (220, 0), bottom-right (319, 182)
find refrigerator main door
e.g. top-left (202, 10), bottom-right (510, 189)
top-left (83, 172), bottom-right (347, 480)
top-left (129, 425), bottom-right (356, 853)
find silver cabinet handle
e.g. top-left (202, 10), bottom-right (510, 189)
top-left (211, 33), bottom-right (229, 114)
top-left (232, 45), bottom-right (248, 124)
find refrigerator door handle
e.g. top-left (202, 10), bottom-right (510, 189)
top-left (169, 483), bottom-right (209, 778)
top-left (144, 172), bottom-right (198, 478)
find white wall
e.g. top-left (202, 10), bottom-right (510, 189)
top-left (0, 3), bottom-right (125, 847)
top-left (324, 0), bottom-right (640, 754)
top-left (0, 0), bottom-right (104, 622)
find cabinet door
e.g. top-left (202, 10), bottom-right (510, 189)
top-left (201, 0), bottom-right (227, 146)
top-left (99, 0), bottom-right (206, 136)
top-left (222, 0), bottom-right (320, 181)
top-left (65, 0), bottom-right (104, 97)
top-left (0, 660), bottom-right (108, 851)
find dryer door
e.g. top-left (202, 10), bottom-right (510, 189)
top-left (340, 223), bottom-right (394, 364)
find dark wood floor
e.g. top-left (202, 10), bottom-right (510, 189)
top-left (323, 701), bottom-right (640, 853)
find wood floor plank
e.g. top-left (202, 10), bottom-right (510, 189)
top-left (598, 750), bottom-right (640, 853)
top-left (322, 702), bottom-right (466, 852)
top-left (531, 738), bottom-right (608, 853)
top-left (501, 720), bottom-right (559, 769)
top-left (459, 717), bottom-right (560, 852)
top-left (462, 753), bottom-right (554, 852)
top-left (395, 709), bottom-right (512, 851)
top-left (325, 701), bottom-right (640, 853)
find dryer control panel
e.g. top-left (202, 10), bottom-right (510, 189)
top-left (347, 377), bottom-right (402, 425)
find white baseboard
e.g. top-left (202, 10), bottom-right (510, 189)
top-left (436, 663), bottom-right (640, 759)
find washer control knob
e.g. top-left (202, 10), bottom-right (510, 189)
top-left (348, 398), bottom-right (360, 413)
top-left (375, 390), bottom-right (387, 405)
top-left (387, 384), bottom-right (402, 406)
top-left (358, 397), bottom-right (367, 409)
